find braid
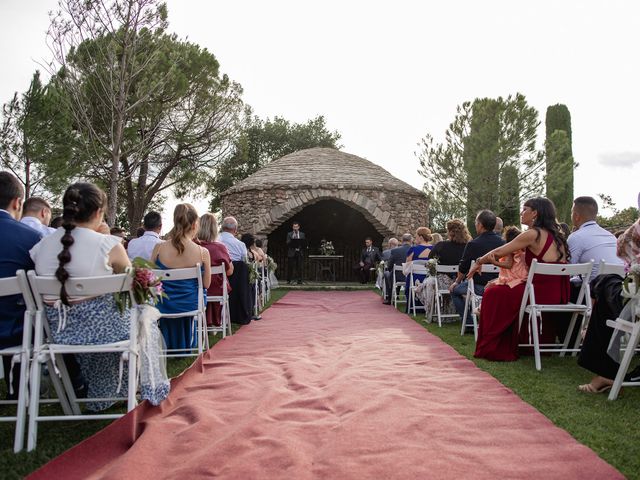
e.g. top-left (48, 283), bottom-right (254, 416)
top-left (56, 187), bottom-right (81, 305)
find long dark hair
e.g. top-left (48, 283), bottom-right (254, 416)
top-left (523, 197), bottom-right (569, 262)
top-left (56, 183), bottom-right (107, 305)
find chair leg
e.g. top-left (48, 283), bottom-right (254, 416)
top-left (127, 352), bottom-right (137, 412)
top-left (13, 352), bottom-right (29, 452)
top-left (461, 293), bottom-right (470, 336)
top-left (435, 292), bottom-right (442, 327)
top-left (609, 327), bottom-right (640, 400)
top-left (27, 353), bottom-right (43, 452)
top-left (531, 311), bottom-right (542, 371)
top-left (55, 354), bottom-right (81, 415)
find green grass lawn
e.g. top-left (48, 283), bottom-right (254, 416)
top-left (1, 288), bottom-right (638, 478)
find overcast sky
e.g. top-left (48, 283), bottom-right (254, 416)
top-left (2, 0), bottom-right (639, 228)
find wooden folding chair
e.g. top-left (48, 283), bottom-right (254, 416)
top-left (152, 264), bottom-right (206, 358)
top-left (517, 260), bottom-right (593, 371)
top-left (461, 262), bottom-right (500, 340)
top-left (26, 271), bottom-right (138, 451)
top-left (433, 265), bottom-right (459, 327)
top-left (206, 265), bottom-right (232, 342)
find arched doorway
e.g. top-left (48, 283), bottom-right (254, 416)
top-left (267, 199), bottom-right (384, 282)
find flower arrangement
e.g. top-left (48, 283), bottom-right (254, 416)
top-left (116, 257), bottom-right (167, 312)
top-left (319, 239), bottom-right (335, 256)
top-left (426, 258), bottom-right (438, 276)
top-left (267, 256), bottom-right (278, 273)
top-left (623, 263), bottom-right (640, 301)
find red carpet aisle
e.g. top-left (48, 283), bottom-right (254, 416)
top-left (29, 291), bottom-right (622, 480)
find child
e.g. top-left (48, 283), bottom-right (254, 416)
top-left (485, 226), bottom-right (529, 289)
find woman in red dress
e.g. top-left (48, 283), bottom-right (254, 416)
top-left (470, 197), bottom-right (570, 361)
top-left (197, 213), bottom-right (233, 327)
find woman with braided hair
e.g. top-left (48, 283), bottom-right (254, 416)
top-left (30, 183), bottom-right (169, 410)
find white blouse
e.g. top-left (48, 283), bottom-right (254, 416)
top-left (30, 227), bottom-right (122, 278)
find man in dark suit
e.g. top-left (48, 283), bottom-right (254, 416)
top-left (450, 210), bottom-right (505, 321)
top-left (286, 221), bottom-right (306, 284)
top-left (0, 172), bottom-right (42, 396)
top-left (383, 233), bottom-right (412, 303)
top-left (358, 237), bottom-right (382, 284)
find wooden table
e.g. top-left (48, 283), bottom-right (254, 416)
top-left (308, 255), bottom-right (344, 282)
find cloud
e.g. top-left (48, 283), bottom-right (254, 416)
top-left (598, 152), bottom-right (640, 168)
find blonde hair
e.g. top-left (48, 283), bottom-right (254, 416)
top-left (446, 219), bottom-right (472, 244)
top-left (198, 213), bottom-right (218, 242)
top-left (170, 203), bottom-right (198, 254)
top-left (416, 226), bottom-right (432, 243)
top-left (431, 233), bottom-right (443, 245)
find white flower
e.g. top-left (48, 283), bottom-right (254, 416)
top-left (629, 263), bottom-right (640, 276)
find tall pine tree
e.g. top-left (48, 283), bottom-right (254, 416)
top-left (545, 104), bottom-right (574, 223)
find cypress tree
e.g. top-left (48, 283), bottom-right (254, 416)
top-left (545, 104), bottom-right (573, 223)
top-left (498, 165), bottom-right (520, 226)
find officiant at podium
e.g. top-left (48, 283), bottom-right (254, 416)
top-left (286, 221), bottom-right (306, 284)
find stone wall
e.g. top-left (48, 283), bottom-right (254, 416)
top-left (221, 186), bottom-right (429, 240)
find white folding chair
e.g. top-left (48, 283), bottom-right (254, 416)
top-left (606, 306), bottom-right (640, 400)
top-left (461, 262), bottom-right (500, 339)
top-left (406, 261), bottom-right (429, 316)
top-left (597, 259), bottom-right (626, 277)
top-left (26, 272), bottom-right (139, 451)
top-left (206, 265), bottom-right (232, 342)
top-left (432, 265), bottom-right (459, 327)
top-left (153, 264), bottom-right (206, 358)
top-left (252, 263), bottom-right (261, 316)
top-left (391, 265), bottom-right (406, 308)
top-left (0, 271), bottom-right (38, 452)
top-left (259, 263), bottom-right (268, 308)
top-left (517, 260), bottom-right (593, 371)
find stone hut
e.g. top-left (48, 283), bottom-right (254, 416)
top-left (220, 148), bottom-right (429, 281)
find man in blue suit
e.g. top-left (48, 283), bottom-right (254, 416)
top-left (0, 172), bottom-right (42, 396)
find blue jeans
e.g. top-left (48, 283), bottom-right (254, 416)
top-left (452, 281), bottom-right (485, 320)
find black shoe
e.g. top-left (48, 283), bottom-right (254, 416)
top-left (297, 280), bottom-right (303, 285)
top-left (287, 280), bottom-right (292, 285)
top-left (383, 299), bottom-right (391, 305)
top-left (625, 365), bottom-right (640, 382)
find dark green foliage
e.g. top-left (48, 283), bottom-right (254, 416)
top-left (545, 104), bottom-right (574, 224)
top-left (208, 115), bottom-right (342, 211)
top-left (545, 130), bottom-right (575, 224)
top-left (498, 165), bottom-right (520, 226)
top-left (0, 72), bottom-right (81, 199)
top-left (418, 93), bottom-right (544, 235)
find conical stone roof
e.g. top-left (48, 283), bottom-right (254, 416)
top-left (223, 148), bottom-right (422, 196)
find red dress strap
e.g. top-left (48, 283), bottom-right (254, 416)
top-left (535, 231), bottom-right (555, 260)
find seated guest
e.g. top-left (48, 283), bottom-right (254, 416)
top-left (151, 204), bottom-right (211, 350)
top-left (568, 196), bottom-right (622, 282)
top-left (110, 227), bottom-right (127, 245)
top-left (128, 211), bottom-right (163, 261)
top-left (483, 226), bottom-right (528, 290)
top-left (577, 210), bottom-right (640, 392)
top-left (0, 172), bottom-right (42, 397)
top-left (382, 238), bottom-right (399, 263)
top-left (250, 237), bottom-right (267, 264)
top-left (450, 210), bottom-right (504, 319)
top-left (50, 216), bottom-right (64, 229)
top-left (357, 237), bottom-right (382, 284)
top-left (383, 233), bottom-right (412, 304)
top-left (241, 233), bottom-right (262, 321)
top-left (219, 217), bottom-right (251, 325)
top-left (493, 216), bottom-right (504, 234)
top-left (404, 227), bottom-right (433, 311)
top-left (31, 182), bottom-right (168, 410)
top-left (20, 196), bottom-right (55, 237)
top-left (196, 213), bottom-right (233, 327)
top-left (471, 198), bottom-right (569, 361)
top-left (426, 219), bottom-right (472, 315)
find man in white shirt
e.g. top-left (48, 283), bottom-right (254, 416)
top-left (127, 211), bottom-right (163, 261)
top-left (568, 196), bottom-right (623, 282)
top-left (20, 197), bottom-right (56, 237)
top-left (219, 217), bottom-right (251, 325)
top-left (219, 216), bottom-right (247, 261)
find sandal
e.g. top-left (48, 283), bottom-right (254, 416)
top-left (577, 383), bottom-right (612, 394)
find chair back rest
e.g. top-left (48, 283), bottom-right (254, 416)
top-left (152, 264), bottom-right (204, 311)
top-left (209, 265), bottom-right (228, 298)
top-left (480, 264), bottom-right (500, 274)
top-left (0, 274), bottom-right (22, 297)
top-left (0, 270), bottom-right (36, 314)
top-left (27, 271), bottom-right (133, 309)
top-left (597, 259), bottom-right (626, 277)
top-left (436, 265), bottom-right (458, 274)
top-left (408, 263), bottom-right (428, 275)
top-left (527, 260), bottom-right (593, 278)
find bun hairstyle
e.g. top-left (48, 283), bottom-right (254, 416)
top-left (170, 203), bottom-right (199, 254)
top-left (523, 197), bottom-right (570, 262)
top-left (56, 182), bottom-right (107, 305)
top-left (416, 226), bottom-right (433, 243)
